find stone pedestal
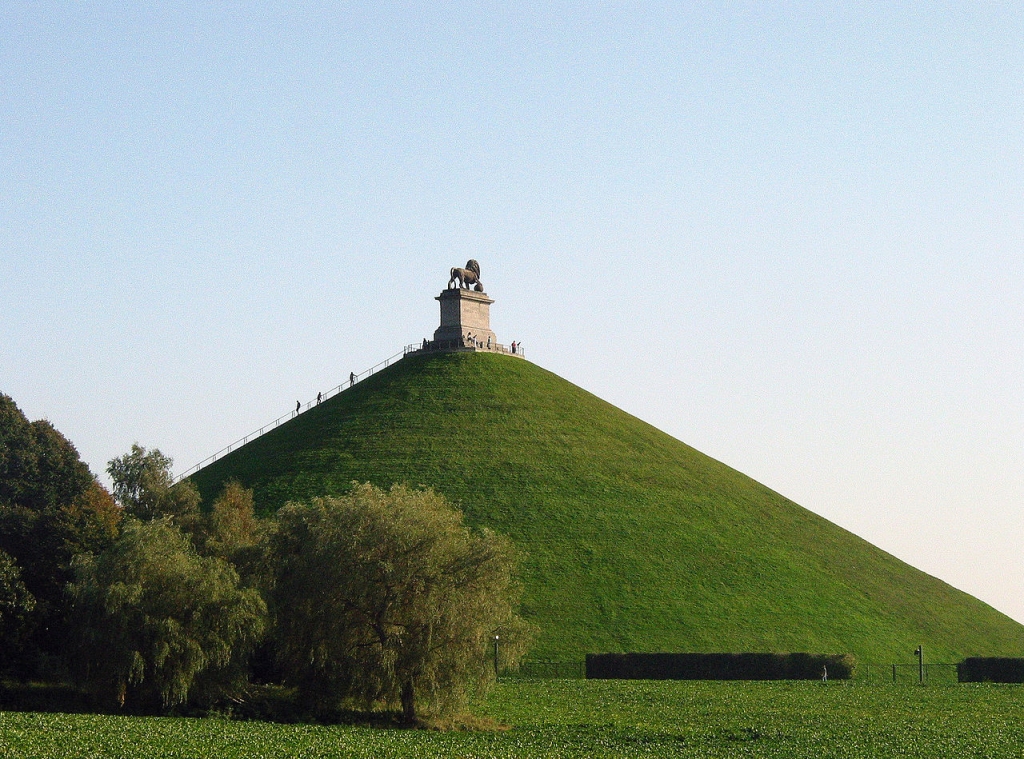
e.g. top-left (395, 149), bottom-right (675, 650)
top-left (433, 289), bottom-right (496, 347)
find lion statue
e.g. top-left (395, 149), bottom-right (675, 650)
top-left (448, 259), bottom-right (484, 291)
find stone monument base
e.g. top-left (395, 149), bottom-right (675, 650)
top-left (433, 288), bottom-right (496, 346)
top-left (408, 287), bottom-right (524, 357)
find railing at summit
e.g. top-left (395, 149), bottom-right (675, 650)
top-left (407, 340), bottom-right (525, 357)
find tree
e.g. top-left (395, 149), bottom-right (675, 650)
top-left (107, 450), bottom-right (266, 578)
top-left (107, 444), bottom-right (200, 528)
top-left (57, 480), bottom-right (121, 559)
top-left (0, 549), bottom-right (35, 651)
top-left (0, 481), bottom-right (120, 609)
top-left (106, 444), bottom-right (172, 516)
top-left (0, 394), bottom-right (122, 676)
top-left (0, 394), bottom-right (93, 513)
top-left (266, 483), bottom-right (531, 722)
top-left (191, 479), bottom-right (269, 591)
top-left (0, 549), bottom-right (34, 620)
top-left (196, 480), bottom-right (259, 559)
top-left (67, 518), bottom-right (266, 710)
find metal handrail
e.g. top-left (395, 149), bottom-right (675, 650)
top-left (405, 340), bottom-right (525, 358)
top-left (172, 348), bottom-right (407, 483)
top-left (173, 340), bottom-right (526, 483)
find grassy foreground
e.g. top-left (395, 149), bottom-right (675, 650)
top-left (2, 680), bottom-right (1023, 758)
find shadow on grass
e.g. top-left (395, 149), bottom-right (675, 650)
top-left (0, 682), bottom-right (99, 716)
top-left (0, 681), bottom-right (506, 731)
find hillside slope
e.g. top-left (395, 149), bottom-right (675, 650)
top-left (191, 352), bottom-right (1024, 662)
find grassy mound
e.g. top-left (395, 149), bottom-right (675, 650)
top-left (191, 352), bottom-right (1024, 661)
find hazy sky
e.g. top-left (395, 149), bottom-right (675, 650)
top-left (3, 3), bottom-right (1023, 625)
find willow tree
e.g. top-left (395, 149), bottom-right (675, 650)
top-left (267, 484), bottom-right (531, 722)
top-left (67, 518), bottom-right (266, 710)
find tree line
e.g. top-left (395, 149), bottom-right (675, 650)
top-left (0, 394), bottom-right (530, 722)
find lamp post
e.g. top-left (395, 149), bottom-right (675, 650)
top-left (493, 634), bottom-right (500, 679)
top-left (915, 645), bottom-right (924, 685)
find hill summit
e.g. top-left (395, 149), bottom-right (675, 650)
top-left (191, 351), bottom-right (1024, 662)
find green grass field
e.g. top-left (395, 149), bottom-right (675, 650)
top-left (190, 351), bottom-right (1024, 662)
top-left (1, 680), bottom-right (1022, 758)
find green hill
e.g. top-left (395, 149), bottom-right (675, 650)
top-left (191, 351), bottom-right (1024, 662)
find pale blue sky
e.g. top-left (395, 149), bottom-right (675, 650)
top-left (3, 3), bottom-right (1023, 627)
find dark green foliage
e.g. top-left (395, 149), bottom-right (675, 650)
top-left (190, 352), bottom-right (1024, 662)
top-left (0, 549), bottom-right (35, 641)
top-left (0, 395), bottom-right (93, 513)
top-left (585, 652), bottom-right (855, 680)
top-left (0, 394), bottom-right (121, 676)
top-left (266, 484), bottom-right (530, 722)
top-left (67, 519), bottom-right (267, 710)
top-left (958, 657), bottom-right (1024, 683)
top-left (0, 484), bottom-right (120, 614)
top-left (0, 506), bottom-right (65, 618)
top-left (0, 681), bottom-right (97, 715)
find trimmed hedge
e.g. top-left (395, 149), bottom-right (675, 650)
top-left (586, 653), bottom-right (855, 681)
top-left (958, 657), bottom-right (1024, 683)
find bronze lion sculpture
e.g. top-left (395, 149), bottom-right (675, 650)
top-left (448, 259), bottom-right (484, 291)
